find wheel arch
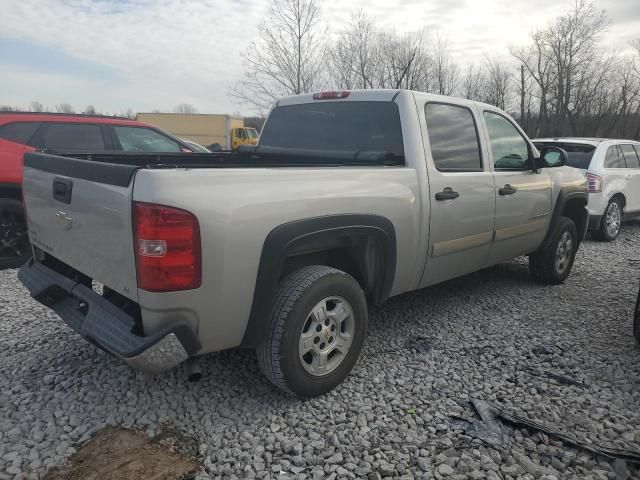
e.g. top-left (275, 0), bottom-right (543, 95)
top-left (609, 192), bottom-right (626, 210)
top-left (240, 214), bottom-right (396, 347)
top-left (542, 188), bottom-right (588, 249)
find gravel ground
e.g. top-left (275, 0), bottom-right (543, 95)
top-left (1, 222), bottom-right (640, 480)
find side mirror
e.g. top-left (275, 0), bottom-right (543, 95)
top-left (538, 146), bottom-right (568, 168)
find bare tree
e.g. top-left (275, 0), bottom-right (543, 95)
top-left (328, 10), bottom-right (379, 90)
top-left (0, 105), bottom-right (21, 112)
top-left (511, 30), bottom-right (555, 136)
top-left (327, 12), bottom-right (432, 92)
top-left (460, 64), bottom-right (484, 101)
top-left (84, 105), bottom-right (97, 115)
top-left (380, 31), bottom-right (432, 90)
top-left (511, 0), bottom-right (609, 136)
top-left (515, 64), bottom-right (536, 132)
top-left (545, 0), bottom-right (608, 134)
top-left (432, 34), bottom-right (458, 96)
top-left (482, 55), bottom-right (511, 110)
top-left (30, 101), bottom-right (44, 112)
top-left (173, 104), bottom-right (198, 114)
top-left (232, 0), bottom-right (325, 111)
top-left (55, 103), bottom-right (74, 113)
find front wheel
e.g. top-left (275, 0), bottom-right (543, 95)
top-left (257, 265), bottom-right (367, 397)
top-left (0, 198), bottom-right (31, 270)
top-left (529, 216), bottom-right (578, 285)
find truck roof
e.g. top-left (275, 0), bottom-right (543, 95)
top-left (533, 137), bottom-right (640, 146)
top-left (276, 89), bottom-right (500, 111)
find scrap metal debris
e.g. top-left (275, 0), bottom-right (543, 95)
top-left (451, 399), bottom-right (513, 447)
top-left (525, 367), bottom-right (588, 388)
top-left (545, 371), bottom-right (588, 388)
top-left (452, 400), bottom-right (640, 465)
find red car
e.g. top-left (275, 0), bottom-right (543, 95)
top-left (0, 112), bottom-right (195, 269)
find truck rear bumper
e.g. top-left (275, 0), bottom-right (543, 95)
top-left (18, 259), bottom-right (200, 374)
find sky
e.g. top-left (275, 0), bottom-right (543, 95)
top-left (1, 0), bottom-right (639, 116)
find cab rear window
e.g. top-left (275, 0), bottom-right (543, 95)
top-left (260, 102), bottom-right (404, 161)
top-left (533, 142), bottom-right (595, 169)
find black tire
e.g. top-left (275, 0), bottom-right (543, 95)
top-left (592, 197), bottom-right (622, 242)
top-left (0, 198), bottom-right (31, 270)
top-left (529, 216), bottom-right (578, 285)
top-left (634, 285), bottom-right (640, 345)
top-left (257, 265), bottom-right (367, 397)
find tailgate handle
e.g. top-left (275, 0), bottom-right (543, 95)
top-left (53, 177), bottom-right (73, 204)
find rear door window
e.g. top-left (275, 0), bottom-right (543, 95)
top-left (620, 144), bottom-right (640, 169)
top-left (604, 146), bottom-right (625, 168)
top-left (0, 122), bottom-right (41, 145)
top-left (425, 103), bottom-right (482, 171)
top-left (113, 126), bottom-right (181, 152)
top-left (260, 101), bottom-right (404, 160)
top-left (41, 123), bottom-right (106, 151)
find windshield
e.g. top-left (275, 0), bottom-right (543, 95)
top-left (260, 101), bottom-right (404, 159)
top-left (246, 128), bottom-right (259, 139)
top-left (533, 142), bottom-right (595, 169)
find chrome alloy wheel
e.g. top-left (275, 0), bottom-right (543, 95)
top-left (554, 231), bottom-right (573, 274)
top-left (298, 296), bottom-right (355, 376)
top-left (605, 201), bottom-right (621, 238)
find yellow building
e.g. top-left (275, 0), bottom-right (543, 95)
top-left (136, 113), bottom-right (245, 149)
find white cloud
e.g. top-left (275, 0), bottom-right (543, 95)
top-left (1, 0), bottom-right (638, 115)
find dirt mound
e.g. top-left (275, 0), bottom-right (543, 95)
top-left (44, 427), bottom-right (199, 480)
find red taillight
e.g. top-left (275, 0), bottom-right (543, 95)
top-left (586, 172), bottom-right (602, 193)
top-left (133, 202), bottom-right (201, 292)
top-left (312, 91), bottom-right (350, 100)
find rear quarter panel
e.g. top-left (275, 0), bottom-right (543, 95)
top-left (588, 144), bottom-right (626, 216)
top-left (132, 167), bottom-right (421, 354)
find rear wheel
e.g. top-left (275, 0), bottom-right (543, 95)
top-left (257, 265), bottom-right (367, 397)
top-left (593, 197), bottom-right (622, 242)
top-left (0, 198), bottom-right (31, 270)
top-left (529, 216), bottom-right (577, 285)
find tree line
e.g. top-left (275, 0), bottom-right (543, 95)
top-left (233, 0), bottom-right (640, 139)
top-left (0, 102), bottom-right (200, 118)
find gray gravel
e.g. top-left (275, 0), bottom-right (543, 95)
top-left (2, 222), bottom-right (640, 480)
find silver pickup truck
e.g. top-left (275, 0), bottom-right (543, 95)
top-left (19, 90), bottom-right (588, 397)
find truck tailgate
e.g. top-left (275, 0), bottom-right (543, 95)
top-left (22, 152), bottom-right (140, 301)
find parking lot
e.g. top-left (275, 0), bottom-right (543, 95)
top-left (1, 223), bottom-right (639, 480)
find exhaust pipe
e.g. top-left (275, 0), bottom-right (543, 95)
top-left (185, 357), bottom-right (202, 382)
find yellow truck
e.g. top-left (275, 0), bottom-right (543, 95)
top-left (135, 113), bottom-right (259, 151)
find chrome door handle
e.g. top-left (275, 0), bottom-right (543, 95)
top-left (625, 174), bottom-right (633, 179)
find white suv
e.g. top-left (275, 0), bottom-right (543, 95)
top-left (534, 138), bottom-right (640, 241)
